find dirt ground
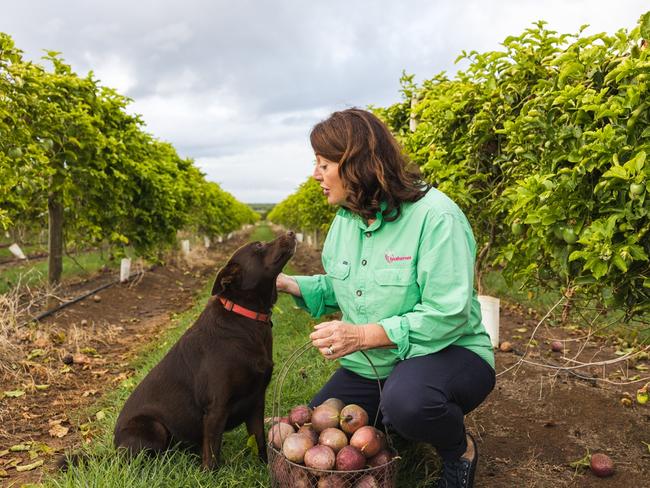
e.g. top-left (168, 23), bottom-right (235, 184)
top-left (473, 302), bottom-right (650, 487)
top-left (1, 227), bottom-right (648, 487)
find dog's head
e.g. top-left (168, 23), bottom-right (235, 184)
top-left (212, 232), bottom-right (297, 305)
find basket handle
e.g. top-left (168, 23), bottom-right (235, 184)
top-left (271, 340), bottom-right (312, 426)
top-left (270, 342), bottom-right (392, 447)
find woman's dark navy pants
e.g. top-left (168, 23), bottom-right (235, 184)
top-left (309, 345), bottom-right (496, 462)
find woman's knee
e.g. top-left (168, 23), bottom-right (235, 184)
top-left (380, 384), bottom-right (448, 434)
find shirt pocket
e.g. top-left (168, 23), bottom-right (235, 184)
top-left (325, 260), bottom-right (351, 312)
top-left (372, 267), bottom-right (419, 317)
top-left (374, 267), bottom-right (416, 286)
top-left (327, 260), bottom-right (351, 280)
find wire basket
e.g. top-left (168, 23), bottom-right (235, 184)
top-left (268, 342), bottom-right (400, 488)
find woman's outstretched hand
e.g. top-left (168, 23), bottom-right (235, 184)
top-left (309, 320), bottom-right (364, 359)
top-left (276, 273), bottom-right (301, 297)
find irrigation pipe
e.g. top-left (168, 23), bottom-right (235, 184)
top-left (15, 228), bottom-right (252, 328)
top-left (19, 270), bottom-right (146, 327)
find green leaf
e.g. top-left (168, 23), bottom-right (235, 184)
top-left (602, 165), bottom-right (628, 180)
top-left (15, 459), bottom-right (44, 472)
top-left (591, 261), bottom-right (609, 279)
top-left (612, 254), bottom-right (628, 272)
top-left (629, 245), bottom-right (648, 261)
top-left (3, 390), bottom-right (26, 398)
top-left (9, 443), bottom-right (31, 452)
top-left (246, 434), bottom-right (259, 456)
top-left (27, 349), bottom-right (46, 360)
top-left (569, 250), bottom-right (585, 262)
top-left (640, 11), bottom-right (650, 39)
top-left (569, 450), bottom-right (591, 469)
top-left (558, 62), bottom-right (584, 87)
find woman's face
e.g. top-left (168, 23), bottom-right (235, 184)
top-left (313, 155), bottom-right (346, 205)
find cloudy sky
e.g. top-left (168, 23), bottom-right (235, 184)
top-left (2, 1), bottom-right (648, 203)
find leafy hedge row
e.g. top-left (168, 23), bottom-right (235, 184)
top-left (268, 178), bottom-right (336, 235)
top-left (374, 12), bottom-right (650, 317)
top-left (0, 33), bottom-right (257, 258)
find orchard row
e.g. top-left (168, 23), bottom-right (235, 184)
top-left (0, 34), bottom-right (257, 283)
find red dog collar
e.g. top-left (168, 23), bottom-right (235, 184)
top-left (219, 297), bottom-right (271, 323)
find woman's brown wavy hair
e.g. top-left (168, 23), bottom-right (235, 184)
top-left (310, 108), bottom-right (429, 222)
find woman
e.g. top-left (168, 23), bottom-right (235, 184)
top-left (276, 108), bottom-right (495, 488)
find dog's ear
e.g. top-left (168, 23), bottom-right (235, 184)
top-left (212, 262), bottom-right (241, 295)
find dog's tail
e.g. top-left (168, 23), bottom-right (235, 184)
top-left (55, 450), bottom-right (92, 472)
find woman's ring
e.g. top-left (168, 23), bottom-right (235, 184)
top-left (326, 346), bottom-right (334, 355)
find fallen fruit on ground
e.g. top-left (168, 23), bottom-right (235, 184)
top-left (550, 340), bottom-right (563, 352)
top-left (590, 453), bottom-right (614, 477)
top-left (499, 341), bottom-right (512, 352)
top-left (620, 393), bottom-right (633, 408)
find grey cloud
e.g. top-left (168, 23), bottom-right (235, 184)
top-left (2, 0), bottom-right (648, 201)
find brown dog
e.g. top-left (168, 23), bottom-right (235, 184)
top-left (113, 232), bottom-right (296, 469)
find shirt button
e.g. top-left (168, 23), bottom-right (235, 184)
top-left (365, 232), bottom-right (371, 238)
top-left (361, 259), bottom-right (367, 266)
top-left (356, 290), bottom-right (362, 296)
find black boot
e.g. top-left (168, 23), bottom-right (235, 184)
top-left (436, 433), bottom-right (478, 488)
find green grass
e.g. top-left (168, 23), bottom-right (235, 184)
top-left (42, 224), bottom-right (440, 487)
top-left (249, 225), bottom-right (275, 242)
top-left (0, 250), bottom-right (119, 295)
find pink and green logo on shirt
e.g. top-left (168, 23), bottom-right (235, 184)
top-left (384, 252), bottom-right (412, 264)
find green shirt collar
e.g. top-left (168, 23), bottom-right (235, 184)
top-left (337, 201), bottom-right (388, 231)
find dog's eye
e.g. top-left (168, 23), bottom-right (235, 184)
top-left (255, 242), bottom-right (264, 250)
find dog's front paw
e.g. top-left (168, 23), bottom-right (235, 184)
top-left (202, 460), bottom-right (220, 471)
top-left (202, 453), bottom-right (221, 471)
top-left (258, 449), bottom-right (268, 464)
